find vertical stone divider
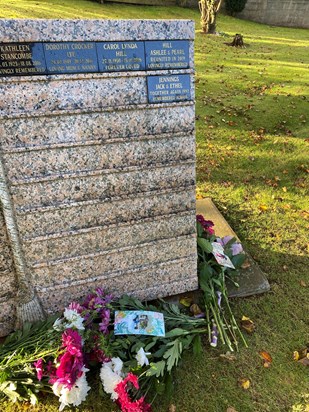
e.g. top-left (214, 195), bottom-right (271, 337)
top-left (0, 208), bottom-right (17, 335)
top-left (0, 156), bottom-right (45, 328)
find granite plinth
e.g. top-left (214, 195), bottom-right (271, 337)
top-left (0, 19), bottom-right (197, 335)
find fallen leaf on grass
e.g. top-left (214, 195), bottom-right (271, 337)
top-left (259, 205), bottom-right (268, 212)
top-left (238, 378), bottom-right (250, 390)
top-left (227, 408), bottom-right (238, 412)
top-left (179, 296), bottom-right (192, 307)
top-left (168, 404), bottom-right (176, 412)
top-left (220, 351), bottom-right (236, 361)
top-left (259, 351), bottom-right (272, 367)
top-left (241, 316), bottom-right (255, 333)
top-left (241, 260), bottom-right (251, 270)
top-left (293, 346), bottom-right (309, 365)
top-left (300, 280), bottom-right (307, 287)
top-left (190, 303), bottom-right (203, 316)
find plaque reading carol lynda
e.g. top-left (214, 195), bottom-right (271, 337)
top-left (96, 41), bottom-right (145, 72)
top-left (147, 74), bottom-right (191, 104)
top-left (0, 43), bottom-right (47, 76)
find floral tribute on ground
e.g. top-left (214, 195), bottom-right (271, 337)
top-left (0, 215), bottom-right (247, 410)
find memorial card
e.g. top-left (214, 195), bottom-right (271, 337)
top-left (114, 310), bottom-right (165, 337)
top-left (211, 242), bottom-right (235, 269)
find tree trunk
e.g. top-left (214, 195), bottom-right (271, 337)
top-left (199, 0), bottom-right (222, 34)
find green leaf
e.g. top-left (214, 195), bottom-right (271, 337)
top-left (144, 338), bottom-right (158, 352)
top-left (164, 373), bottom-right (174, 399)
top-left (164, 328), bottom-right (189, 338)
top-left (196, 221), bottom-right (203, 237)
top-left (200, 262), bottom-right (213, 279)
top-left (193, 335), bottom-right (202, 356)
top-left (154, 379), bottom-right (166, 395)
top-left (231, 253), bottom-right (246, 269)
top-left (146, 360), bottom-right (166, 377)
top-left (197, 238), bottom-right (213, 253)
top-left (163, 338), bottom-right (183, 372)
top-left (0, 381), bottom-right (23, 403)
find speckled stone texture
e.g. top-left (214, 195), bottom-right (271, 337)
top-left (0, 19), bottom-right (197, 333)
top-left (0, 209), bottom-right (17, 335)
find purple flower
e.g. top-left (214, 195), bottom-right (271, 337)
top-left (99, 309), bottom-right (111, 334)
top-left (67, 301), bottom-right (84, 314)
top-left (33, 358), bottom-right (44, 381)
top-left (217, 291), bottom-right (222, 307)
top-left (231, 242), bottom-right (243, 256)
top-left (216, 236), bottom-right (243, 256)
top-left (82, 288), bottom-right (113, 311)
top-left (210, 321), bottom-right (218, 348)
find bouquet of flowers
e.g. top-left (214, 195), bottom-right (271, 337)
top-left (0, 214), bottom-right (248, 410)
top-left (0, 290), bottom-right (208, 411)
top-left (196, 214), bottom-right (248, 351)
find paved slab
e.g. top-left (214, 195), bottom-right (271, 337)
top-left (196, 198), bottom-right (270, 297)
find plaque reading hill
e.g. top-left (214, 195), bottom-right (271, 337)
top-left (145, 40), bottom-right (189, 70)
top-left (0, 19), bottom-right (196, 335)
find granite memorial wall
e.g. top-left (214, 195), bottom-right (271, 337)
top-left (0, 19), bottom-right (197, 336)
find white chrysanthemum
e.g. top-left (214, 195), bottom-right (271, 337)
top-left (53, 367), bottom-right (90, 411)
top-left (53, 318), bottom-right (63, 331)
top-left (100, 358), bottom-right (124, 400)
top-left (63, 308), bottom-right (84, 330)
top-left (136, 347), bottom-right (151, 367)
top-left (111, 357), bottom-right (124, 375)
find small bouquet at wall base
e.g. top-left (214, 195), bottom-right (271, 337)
top-left (0, 290), bottom-right (208, 411)
top-left (196, 214), bottom-right (248, 351)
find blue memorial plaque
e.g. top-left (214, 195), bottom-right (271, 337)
top-left (147, 74), bottom-right (191, 104)
top-left (145, 40), bottom-right (190, 70)
top-left (0, 42), bottom-right (47, 77)
top-left (43, 42), bottom-right (98, 74)
top-left (96, 41), bottom-right (145, 72)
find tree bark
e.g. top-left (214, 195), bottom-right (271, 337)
top-left (199, 0), bottom-right (222, 34)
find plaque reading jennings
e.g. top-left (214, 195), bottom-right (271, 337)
top-left (145, 41), bottom-right (190, 70)
top-left (147, 74), bottom-right (191, 104)
top-left (0, 42), bottom-right (47, 76)
top-left (43, 42), bottom-right (98, 74)
top-left (96, 41), bottom-right (145, 72)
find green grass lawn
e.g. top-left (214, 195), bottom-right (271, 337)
top-left (0, 1), bottom-right (308, 411)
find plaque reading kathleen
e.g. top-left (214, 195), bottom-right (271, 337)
top-left (43, 42), bottom-right (98, 74)
top-left (0, 42), bottom-right (47, 77)
top-left (147, 74), bottom-right (191, 104)
top-left (145, 40), bottom-right (190, 70)
top-left (96, 41), bottom-right (145, 72)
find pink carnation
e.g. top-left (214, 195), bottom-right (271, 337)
top-left (33, 358), bottom-right (44, 381)
top-left (115, 373), bottom-right (152, 412)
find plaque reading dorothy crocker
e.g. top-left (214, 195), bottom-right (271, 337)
top-left (147, 74), bottom-right (191, 103)
top-left (145, 40), bottom-right (189, 70)
top-left (0, 42), bottom-right (47, 76)
top-left (43, 42), bottom-right (98, 74)
top-left (97, 41), bottom-right (145, 72)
